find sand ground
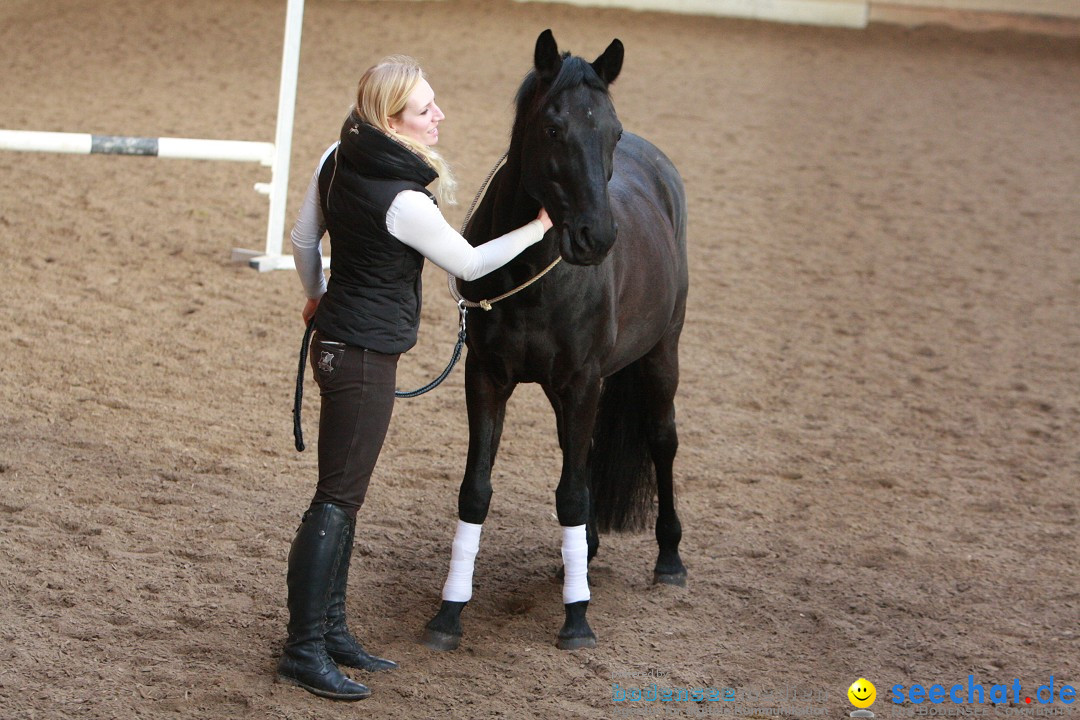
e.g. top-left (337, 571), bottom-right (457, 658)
top-left (0, 1), bottom-right (1077, 718)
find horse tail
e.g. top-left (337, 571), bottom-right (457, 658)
top-left (589, 361), bottom-right (655, 533)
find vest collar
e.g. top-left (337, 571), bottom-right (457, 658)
top-left (337, 111), bottom-right (438, 187)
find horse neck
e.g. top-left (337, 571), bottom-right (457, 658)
top-left (483, 152), bottom-right (558, 276)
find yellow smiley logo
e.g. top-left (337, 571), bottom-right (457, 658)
top-left (848, 678), bottom-right (877, 708)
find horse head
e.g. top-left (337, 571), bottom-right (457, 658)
top-left (516, 30), bottom-right (624, 266)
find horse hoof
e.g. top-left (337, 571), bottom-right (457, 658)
top-left (653, 569), bottom-right (687, 587)
top-left (420, 628), bottom-right (461, 652)
top-left (556, 633), bottom-right (598, 651)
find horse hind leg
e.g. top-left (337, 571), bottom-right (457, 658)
top-left (650, 411), bottom-right (686, 586)
top-left (642, 339), bottom-right (687, 587)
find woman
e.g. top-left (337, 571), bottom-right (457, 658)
top-left (279, 56), bottom-right (551, 701)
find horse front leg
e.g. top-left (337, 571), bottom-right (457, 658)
top-left (422, 358), bottom-right (514, 651)
top-left (545, 380), bottom-right (602, 650)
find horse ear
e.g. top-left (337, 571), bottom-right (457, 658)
top-left (535, 29), bottom-right (562, 82)
top-left (591, 38), bottom-right (624, 86)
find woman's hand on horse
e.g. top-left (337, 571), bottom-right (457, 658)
top-left (302, 297), bottom-right (320, 325)
top-left (537, 207), bottom-right (553, 232)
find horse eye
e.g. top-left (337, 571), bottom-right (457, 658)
top-left (545, 127), bottom-right (558, 140)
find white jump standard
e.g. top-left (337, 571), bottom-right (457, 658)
top-left (0, 0), bottom-right (309, 273)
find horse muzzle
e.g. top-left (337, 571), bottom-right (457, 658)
top-left (558, 222), bottom-right (618, 266)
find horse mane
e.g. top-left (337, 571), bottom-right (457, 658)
top-left (511, 54), bottom-right (611, 143)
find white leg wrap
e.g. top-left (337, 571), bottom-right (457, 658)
top-left (561, 524), bottom-right (591, 604)
top-left (441, 520), bottom-right (483, 602)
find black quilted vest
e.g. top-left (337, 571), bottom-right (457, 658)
top-left (313, 113), bottom-right (439, 354)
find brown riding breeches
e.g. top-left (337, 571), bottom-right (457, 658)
top-left (308, 330), bottom-right (400, 515)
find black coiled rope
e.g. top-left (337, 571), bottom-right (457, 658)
top-left (292, 303), bottom-right (468, 452)
top-left (292, 317), bottom-right (317, 452)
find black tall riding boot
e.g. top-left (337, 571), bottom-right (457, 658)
top-left (277, 503), bottom-right (371, 701)
top-left (324, 517), bottom-right (399, 672)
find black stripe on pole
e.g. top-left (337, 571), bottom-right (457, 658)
top-left (90, 135), bottom-right (159, 156)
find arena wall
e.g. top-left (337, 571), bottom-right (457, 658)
top-left (513, 0), bottom-right (1080, 34)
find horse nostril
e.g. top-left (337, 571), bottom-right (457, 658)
top-left (574, 227), bottom-right (597, 260)
top-left (560, 223), bottom-right (614, 265)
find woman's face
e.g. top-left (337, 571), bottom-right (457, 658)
top-left (388, 78), bottom-right (444, 146)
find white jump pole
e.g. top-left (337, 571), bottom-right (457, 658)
top-left (0, 130), bottom-right (275, 164)
top-left (233, 0), bottom-right (310, 272)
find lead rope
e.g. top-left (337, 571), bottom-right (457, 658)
top-left (447, 151), bottom-right (562, 310)
top-left (393, 300), bottom-right (468, 398)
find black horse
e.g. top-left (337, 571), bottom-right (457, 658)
top-left (423, 30), bottom-right (688, 651)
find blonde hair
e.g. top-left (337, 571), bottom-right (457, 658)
top-left (356, 55), bottom-right (457, 205)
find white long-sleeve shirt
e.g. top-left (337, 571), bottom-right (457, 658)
top-left (291, 143), bottom-right (544, 300)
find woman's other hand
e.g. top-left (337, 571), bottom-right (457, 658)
top-left (302, 297), bottom-right (320, 325)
